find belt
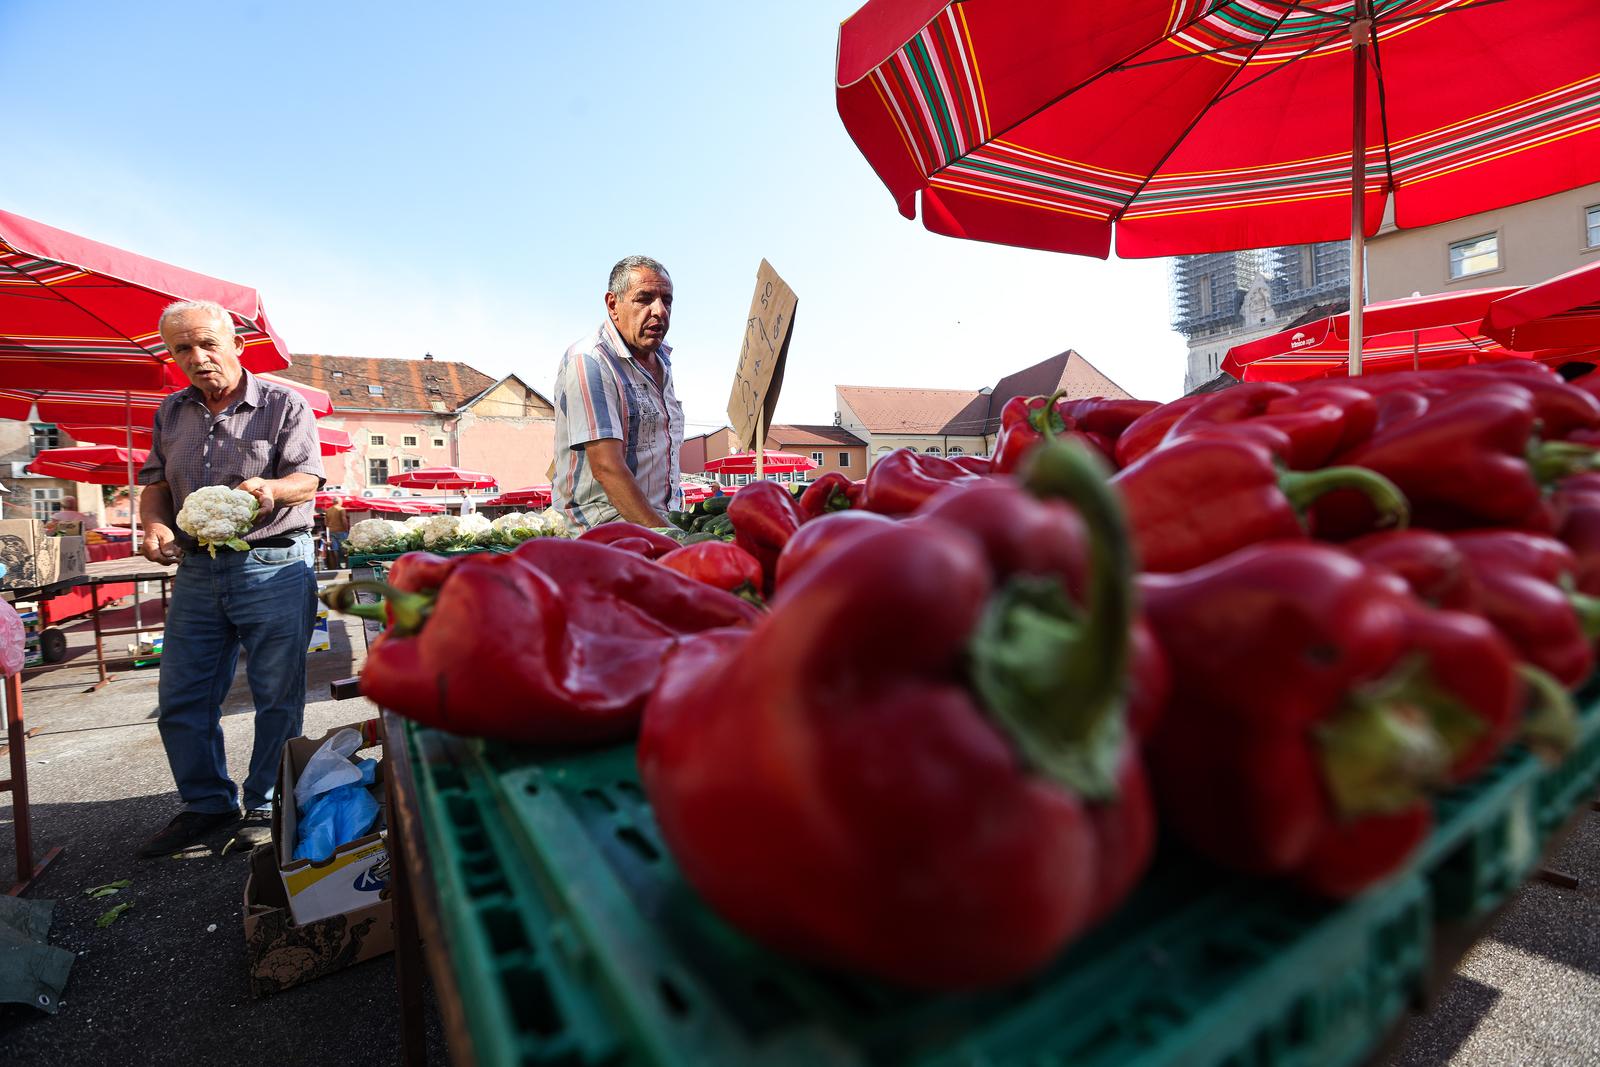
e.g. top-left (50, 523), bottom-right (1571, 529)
top-left (246, 533), bottom-right (309, 549)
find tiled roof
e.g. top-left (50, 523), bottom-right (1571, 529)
top-left (277, 354), bottom-right (497, 413)
top-left (838, 351), bottom-right (1134, 436)
top-left (768, 424), bottom-right (867, 447)
top-left (836, 386), bottom-right (988, 435)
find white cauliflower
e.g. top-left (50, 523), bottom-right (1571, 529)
top-left (176, 485), bottom-right (258, 557)
top-left (489, 511), bottom-right (540, 546)
top-left (419, 513), bottom-right (492, 550)
top-left (458, 513), bottom-right (492, 545)
top-left (347, 518), bottom-right (411, 555)
top-left (420, 514), bottom-right (461, 549)
top-left (535, 507), bottom-right (570, 537)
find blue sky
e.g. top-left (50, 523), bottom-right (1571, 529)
top-left (1, 2), bottom-right (1189, 433)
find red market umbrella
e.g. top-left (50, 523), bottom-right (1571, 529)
top-left (315, 493), bottom-right (360, 510)
top-left (680, 483), bottom-right (715, 505)
top-left (26, 445), bottom-right (149, 485)
top-left (0, 373), bottom-right (332, 426)
top-left (703, 451), bottom-right (818, 475)
top-left (316, 427), bottom-right (353, 456)
top-left (837, 0), bottom-right (1600, 373)
top-left (482, 485), bottom-right (553, 509)
top-left (383, 466), bottom-right (497, 491)
top-left (1484, 260), bottom-right (1600, 352)
top-left (1220, 288), bottom-right (1587, 381)
top-left (0, 208), bottom-right (291, 390)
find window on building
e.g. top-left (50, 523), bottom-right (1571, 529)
top-left (403, 435), bottom-right (418, 447)
top-left (1197, 282), bottom-right (1213, 316)
top-left (401, 458), bottom-right (422, 472)
top-left (368, 385), bottom-right (384, 396)
top-left (369, 434), bottom-right (385, 446)
top-left (432, 437), bottom-right (445, 449)
top-left (736, 474), bottom-right (750, 486)
top-left (369, 458), bottom-right (389, 484)
top-left (1587, 205), bottom-right (1600, 249)
top-left (29, 424), bottom-right (59, 457)
top-left (332, 370), bottom-right (344, 380)
top-left (1449, 233), bottom-right (1500, 279)
top-left (839, 452), bottom-right (851, 467)
top-left (925, 446), bottom-right (942, 457)
top-left (949, 446), bottom-right (965, 456)
top-left (810, 450), bottom-right (824, 465)
top-left (31, 487), bottom-right (62, 521)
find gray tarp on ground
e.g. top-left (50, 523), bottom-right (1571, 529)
top-left (0, 896), bottom-right (73, 1014)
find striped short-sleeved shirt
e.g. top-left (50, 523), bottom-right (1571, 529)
top-left (137, 371), bottom-right (326, 551)
top-left (552, 319), bottom-right (684, 529)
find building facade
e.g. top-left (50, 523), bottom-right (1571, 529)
top-left (1171, 242), bottom-right (1350, 392)
top-left (276, 353), bottom-right (556, 497)
top-left (1365, 182), bottom-right (1600, 302)
top-left (680, 425), bottom-right (868, 487)
top-left (0, 421), bottom-right (108, 525)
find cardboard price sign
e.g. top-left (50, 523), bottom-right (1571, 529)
top-left (727, 260), bottom-right (798, 452)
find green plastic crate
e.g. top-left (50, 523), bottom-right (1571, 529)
top-left (399, 687), bottom-right (1600, 1067)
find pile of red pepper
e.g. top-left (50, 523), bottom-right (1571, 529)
top-left (325, 359), bottom-right (1599, 993)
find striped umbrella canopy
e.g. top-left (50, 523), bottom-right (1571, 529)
top-left (26, 445), bottom-right (149, 486)
top-left (703, 451), bottom-right (818, 475)
top-left (60, 423), bottom-right (353, 457)
top-left (384, 466), bottom-right (497, 491)
top-left (481, 485), bottom-right (553, 509)
top-left (0, 208), bottom-right (291, 390)
top-left (0, 372), bottom-right (332, 426)
top-left (1484, 260), bottom-right (1600, 352)
top-left (837, 0), bottom-right (1600, 373)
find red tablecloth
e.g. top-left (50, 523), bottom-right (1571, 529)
top-left (39, 540), bottom-right (138, 625)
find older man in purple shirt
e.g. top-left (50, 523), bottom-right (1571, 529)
top-left (135, 299), bottom-right (324, 858)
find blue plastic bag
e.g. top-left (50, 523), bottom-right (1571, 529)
top-left (293, 757), bottom-right (379, 862)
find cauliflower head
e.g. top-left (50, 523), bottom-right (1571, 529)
top-left (347, 518), bottom-right (410, 555)
top-left (176, 485), bottom-right (259, 557)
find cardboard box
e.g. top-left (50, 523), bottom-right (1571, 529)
top-left (0, 520), bottom-right (85, 591)
top-left (274, 719), bottom-right (389, 925)
top-left (243, 844), bottom-right (393, 997)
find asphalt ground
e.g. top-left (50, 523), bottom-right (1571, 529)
top-left (2, 587), bottom-right (1599, 1065)
top-left (0, 590), bottom-right (447, 1067)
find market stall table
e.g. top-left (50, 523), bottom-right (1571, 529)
top-left (23, 557), bottom-right (177, 687)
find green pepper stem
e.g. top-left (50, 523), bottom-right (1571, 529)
top-left (968, 438), bottom-right (1133, 801)
top-left (1318, 696), bottom-right (1447, 817)
top-left (1517, 663), bottom-right (1579, 763)
top-left (1279, 464), bottom-right (1410, 530)
top-left (320, 580), bottom-right (433, 635)
top-left (1528, 440), bottom-right (1600, 484)
top-left (1032, 389), bottom-right (1070, 437)
top-left (1567, 589), bottom-right (1600, 641)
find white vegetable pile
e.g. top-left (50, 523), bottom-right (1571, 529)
top-left (176, 485), bottom-right (259, 557)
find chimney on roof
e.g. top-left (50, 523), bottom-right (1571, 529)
top-left (423, 352), bottom-right (434, 361)
top-left (979, 386), bottom-right (993, 395)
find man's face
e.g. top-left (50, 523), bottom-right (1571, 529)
top-left (606, 269), bottom-right (673, 357)
top-left (162, 310), bottom-right (244, 395)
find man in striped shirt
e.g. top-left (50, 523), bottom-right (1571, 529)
top-left (553, 256), bottom-right (685, 529)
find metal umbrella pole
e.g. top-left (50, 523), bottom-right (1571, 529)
top-left (125, 392), bottom-right (146, 642)
top-left (1348, 4), bottom-right (1373, 378)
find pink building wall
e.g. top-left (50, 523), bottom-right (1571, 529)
top-left (320, 412), bottom-right (554, 494)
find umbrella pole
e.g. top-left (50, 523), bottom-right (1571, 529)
top-left (756, 407), bottom-right (766, 482)
top-left (1348, 7), bottom-right (1372, 378)
top-left (125, 391), bottom-right (145, 638)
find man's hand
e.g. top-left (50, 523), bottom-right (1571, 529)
top-left (238, 477), bottom-right (276, 517)
top-left (141, 523), bottom-right (183, 565)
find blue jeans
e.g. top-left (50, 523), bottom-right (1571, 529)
top-left (157, 536), bottom-right (317, 814)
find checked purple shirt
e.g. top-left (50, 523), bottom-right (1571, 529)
top-left (137, 371), bottom-right (325, 551)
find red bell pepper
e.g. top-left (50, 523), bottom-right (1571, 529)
top-left (861, 448), bottom-right (986, 516)
top-left (796, 471), bottom-right (861, 520)
top-left (1139, 543), bottom-right (1451, 897)
top-left (1345, 530), bottom-right (1480, 612)
top-left (323, 541), bottom-right (760, 744)
top-left (1111, 435), bottom-right (1409, 573)
top-left (727, 480), bottom-right (803, 594)
top-left (1424, 367), bottom-right (1600, 440)
top-left (992, 392), bottom-right (1120, 473)
top-left (577, 521), bottom-right (681, 559)
top-left (1114, 395), bottom-right (1205, 467)
top-left (656, 541), bottom-right (764, 600)
top-left (1552, 473), bottom-right (1600, 596)
top-left (640, 440), bottom-right (1150, 988)
top-left (1162, 383), bottom-right (1379, 470)
top-left (949, 455), bottom-right (993, 475)
top-left (1314, 384), bottom-right (1600, 536)
top-left (773, 510), bottom-right (899, 590)
top-left (1394, 606), bottom-right (1522, 784)
top-left (1447, 531), bottom-right (1600, 689)
top-left (1062, 397), bottom-right (1161, 441)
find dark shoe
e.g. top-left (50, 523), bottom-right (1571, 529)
top-left (230, 808), bottom-right (274, 851)
top-left (138, 810), bottom-right (240, 858)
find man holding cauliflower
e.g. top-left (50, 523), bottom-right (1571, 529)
top-left (135, 300), bottom-right (325, 858)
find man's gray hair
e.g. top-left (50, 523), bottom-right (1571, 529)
top-left (608, 256), bottom-right (670, 299)
top-left (158, 299), bottom-right (236, 338)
